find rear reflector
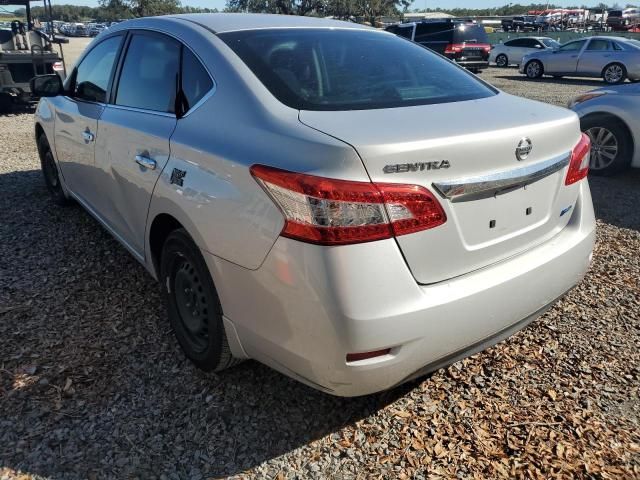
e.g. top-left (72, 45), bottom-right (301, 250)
top-left (346, 349), bottom-right (391, 363)
top-left (250, 165), bottom-right (446, 246)
top-left (565, 133), bottom-right (591, 185)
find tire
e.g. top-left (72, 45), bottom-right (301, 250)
top-left (602, 63), bottom-right (626, 84)
top-left (160, 228), bottom-right (240, 372)
top-left (525, 60), bottom-right (543, 79)
top-left (581, 114), bottom-right (633, 176)
top-left (37, 135), bottom-right (70, 206)
top-left (496, 54), bottom-right (509, 68)
top-left (0, 93), bottom-right (12, 114)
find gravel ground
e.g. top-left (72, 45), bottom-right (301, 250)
top-left (1, 68), bottom-right (639, 479)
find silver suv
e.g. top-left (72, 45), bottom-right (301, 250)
top-left (32, 14), bottom-right (596, 396)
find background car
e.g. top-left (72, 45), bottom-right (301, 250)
top-left (520, 36), bottom-right (640, 84)
top-left (386, 19), bottom-right (491, 72)
top-left (569, 83), bottom-right (640, 175)
top-left (490, 37), bottom-right (559, 67)
top-left (607, 8), bottom-right (640, 30)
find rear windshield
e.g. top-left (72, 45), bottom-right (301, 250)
top-left (452, 24), bottom-right (489, 43)
top-left (609, 10), bottom-right (623, 16)
top-left (219, 29), bottom-right (496, 111)
top-left (540, 38), bottom-right (560, 48)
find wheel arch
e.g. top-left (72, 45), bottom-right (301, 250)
top-left (525, 58), bottom-right (544, 76)
top-left (147, 212), bottom-right (186, 279)
top-left (601, 61), bottom-right (627, 79)
top-left (580, 111), bottom-right (635, 156)
top-left (580, 111), bottom-right (636, 171)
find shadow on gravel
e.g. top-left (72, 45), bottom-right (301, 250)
top-left (1, 166), bottom-right (637, 478)
top-left (0, 169), bottom-right (420, 479)
top-left (493, 75), bottom-right (605, 88)
top-left (589, 169), bottom-right (640, 231)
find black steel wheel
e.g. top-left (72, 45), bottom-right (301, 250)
top-left (160, 228), bottom-right (239, 371)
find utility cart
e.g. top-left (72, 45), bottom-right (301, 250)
top-left (0, 0), bottom-right (67, 112)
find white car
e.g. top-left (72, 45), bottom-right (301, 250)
top-left (491, 37), bottom-right (560, 67)
top-left (32, 14), bottom-right (595, 397)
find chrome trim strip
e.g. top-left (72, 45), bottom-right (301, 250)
top-left (432, 152), bottom-right (571, 202)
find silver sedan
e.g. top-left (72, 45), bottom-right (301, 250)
top-left (569, 83), bottom-right (640, 175)
top-left (520, 36), bottom-right (640, 84)
top-left (31, 14), bottom-right (595, 396)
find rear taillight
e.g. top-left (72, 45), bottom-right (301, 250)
top-left (52, 61), bottom-right (64, 71)
top-left (250, 165), bottom-right (446, 246)
top-left (565, 133), bottom-right (591, 185)
top-left (444, 43), bottom-right (464, 54)
top-left (444, 43), bottom-right (492, 54)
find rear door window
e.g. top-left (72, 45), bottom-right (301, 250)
top-left (115, 32), bottom-right (181, 113)
top-left (181, 48), bottom-right (213, 111)
top-left (396, 25), bottom-right (414, 40)
top-left (414, 23), bottom-right (450, 43)
top-left (586, 39), bottom-right (610, 51)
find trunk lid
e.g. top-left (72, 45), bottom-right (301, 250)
top-left (299, 93), bottom-right (582, 284)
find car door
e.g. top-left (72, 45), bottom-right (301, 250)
top-left (92, 30), bottom-right (180, 257)
top-left (50, 34), bottom-right (123, 203)
top-left (577, 38), bottom-right (612, 76)
top-left (544, 39), bottom-right (587, 74)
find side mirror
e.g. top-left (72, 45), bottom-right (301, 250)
top-left (30, 74), bottom-right (63, 97)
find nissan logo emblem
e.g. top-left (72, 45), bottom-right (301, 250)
top-left (516, 138), bottom-right (533, 161)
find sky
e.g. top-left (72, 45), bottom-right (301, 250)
top-left (46, 0), bottom-right (617, 12)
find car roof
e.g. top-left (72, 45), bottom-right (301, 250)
top-left (159, 13), bottom-right (371, 34)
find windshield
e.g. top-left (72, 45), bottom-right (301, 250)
top-left (219, 29), bottom-right (496, 111)
top-left (0, 4), bottom-right (28, 25)
top-left (541, 38), bottom-right (560, 48)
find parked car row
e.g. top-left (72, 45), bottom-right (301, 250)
top-left (520, 36), bottom-right (640, 84)
top-left (384, 21), bottom-right (640, 87)
top-left (58, 21), bottom-right (117, 37)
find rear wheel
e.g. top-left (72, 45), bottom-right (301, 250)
top-left (38, 135), bottom-right (70, 206)
top-left (581, 114), bottom-right (633, 176)
top-left (602, 63), bottom-right (626, 84)
top-left (0, 93), bottom-right (12, 114)
top-left (525, 60), bottom-right (543, 79)
top-left (160, 229), bottom-right (239, 372)
top-left (496, 54), bottom-right (509, 68)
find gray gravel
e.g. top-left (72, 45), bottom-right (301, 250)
top-left (1, 68), bottom-right (639, 479)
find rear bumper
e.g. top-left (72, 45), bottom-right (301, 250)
top-left (453, 60), bottom-right (489, 70)
top-left (207, 181), bottom-right (595, 396)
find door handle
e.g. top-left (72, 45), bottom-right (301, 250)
top-left (135, 154), bottom-right (157, 170)
top-left (82, 129), bottom-right (95, 143)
